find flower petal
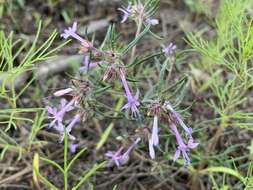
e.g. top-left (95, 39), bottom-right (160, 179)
top-left (173, 149), bottom-right (181, 161)
top-left (151, 115), bottom-right (159, 146)
top-left (146, 18), bottom-right (159, 25)
top-left (72, 22), bottom-right (77, 32)
top-left (134, 89), bottom-right (140, 100)
top-left (188, 138), bottom-right (199, 149)
top-left (69, 143), bottom-right (78, 153)
top-left (149, 138), bottom-right (155, 159)
top-left (47, 106), bottom-right (55, 115)
top-left (54, 88), bottom-right (73, 97)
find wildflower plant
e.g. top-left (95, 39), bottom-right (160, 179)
top-left (43, 0), bottom-right (198, 178)
top-left (0, 0), bottom-right (200, 189)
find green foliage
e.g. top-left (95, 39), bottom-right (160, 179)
top-left (96, 97), bottom-right (124, 150)
top-left (0, 21), bottom-right (66, 131)
top-left (0, 128), bottom-right (24, 160)
top-left (34, 132), bottom-right (106, 190)
top-left (187, 0), bottom-right (253, 130)
top-left (0, 21), bottom-right (64, 161)
top-left (121, 24), bottom-right (151, 55)
top-left (186, 0), bottom-right (253, 188)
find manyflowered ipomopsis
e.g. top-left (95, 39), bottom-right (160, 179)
top-left (47, 0), bottom-right (198, 167)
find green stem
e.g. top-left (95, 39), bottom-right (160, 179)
top-left (6, 77), bottom-right (17, 131)
top-left (64, 130), bottom-right (68, 190)
top-left (130, 18), bottom-right (143, 64)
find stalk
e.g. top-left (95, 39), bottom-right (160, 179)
top-left (130, 17), bottom-right (143, 64)
top-left (64, 130), bottom-right (68, 190)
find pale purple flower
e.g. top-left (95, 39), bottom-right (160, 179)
top-left (54, 122), bottom-right (64, 137)
top-left (121, 89), bottom-right (140, 118)
top-left (148, 138), bottom-right (155, 159)
top-left (151, 115), bottom-right (159, 146)
top-left (79, 55), bottom-right (107, 72)
top-left (119, 68), bottom-right (140, 117)
top-left (61, 22), bottom-right (93, 50)
top-left (61, 22), bottom-right (77, 39)
top-left (56, 114), bottom-right (81, 142)
top-left (105, 138), bottom-right (141, 167)
top-left (120, 137), bottom-right (141, 165)
top-left (146, 18), bottom-right (159, 26)
top-left (47, 107), bottom-right (62, 126)
top-left (118, 4), bottom-right (132, 23)
top-left (105, 147), bottom-right (124, 167)
top-left (53, 88), bottom-right (73, 97)
top-left (162, 43), bottom-right (177, 57)
top-left (169, 123), bottom-right (198, 165)
top-left (149, 115), bottom-right (159, 159)
top-left (135, 3), bottom-right (145, 14)
top-left (164, 101), bottom-right (193, 137)
top-left (69, 143), bottom-right (78, 154)
top-left (48, 99), bottom-right (75, 128)
top-left (60, 99), bottom-right (73, 110)
top-left (66, 114), bottom-right (81, 136)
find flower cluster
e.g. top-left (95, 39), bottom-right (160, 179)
top-left (47, 87), bottom-right (82, 153)
top-left (169, 123), bottom-right (198, 164)
top-left (146, 101), bottom-right (198, 165)
top-left (61, 22), bottom-right (141, 118)
top-left (50, 0), bottom-right (198, 167)
top-left (118, 3), bottom-right (159, 26)
top-left (164, 102), bottom-right (198, 164)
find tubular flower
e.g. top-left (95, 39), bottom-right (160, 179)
top-left (69, 143), bottom-right (78, 154)
top-left (105, 138), bottom-right (141, 167)
top-left (164, 101), bottom-right (193, 137)
top-left (149, 115), bottom-right (159, 159)
top-left (169, 123), bottom-right (198, 165)
top-left (119, 68), bottom-right (140, 118)
top-left (61, 22), bottom-right (93, 52)
top-left (66, 114), bottom-right (81, 137)
top-left (118, 2), bottom-right (159, 26)
top-left (162, 43), bottom-right (177, 57)
top-left (105, 147), bottom-right (124, 167)
top-left (120, 137), bottom-right (141, 165)
top-left (118, 4), bottom-right (132, 23)
top-left (131, 3), bottom-right (145, 18)
top-left (146, 18), bottom-right (159, 26)
top-left (47, 98), bottom-right (75, 128)
top-left (55, 113), bottom-right (81, 143)
top-left (53, 88), bottom-right (73, 97)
